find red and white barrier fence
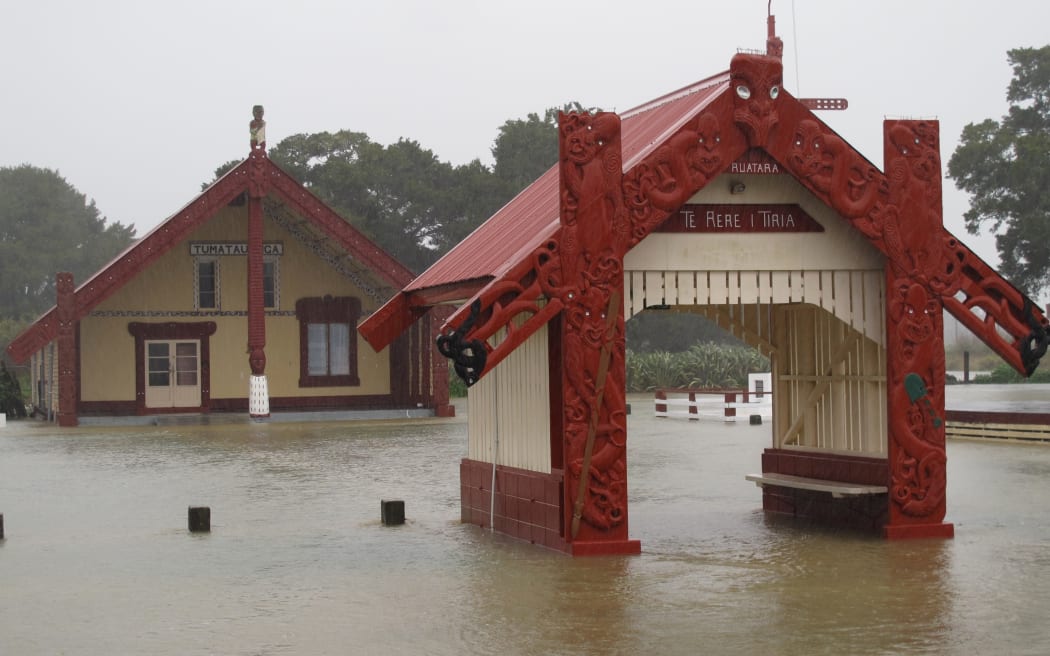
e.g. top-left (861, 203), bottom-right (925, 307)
top-left (653, 387), bottom-right (772, 422)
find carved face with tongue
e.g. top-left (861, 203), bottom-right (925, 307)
top-left (730, 53), bottom-right (783, 149)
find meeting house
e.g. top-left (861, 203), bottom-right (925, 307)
top-left (6, 108), bottom-right (453, 425)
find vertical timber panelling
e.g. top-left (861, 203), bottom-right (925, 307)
top-left (771, 272), bottom-right (791, 304)
top-left (631, 271), bottom-right (646, 317)
top-left (30, 352), bottom-right (39, 411)
top-left (467, 370), bottom-right (494, 462)
top-left (49, 342), bottom-right (58, 418)
top-left (644, 271), bottom-right (664, 308)
top-left (466, 323), bottom-right (551, 473)
top-left (624, 266), bottom-right (885, 346)
top-left (709, 271), bottom-right (728, 307)
top-left (664, 271), bottom-right (678, 308)
top-left (775, 304), bottom-right (886, 456)
top-left (678, 270), bottom-right (696, 306)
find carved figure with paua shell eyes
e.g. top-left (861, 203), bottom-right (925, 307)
top-left (730, 54), bottom-right (783, 148)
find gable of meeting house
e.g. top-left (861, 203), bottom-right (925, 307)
top-left (7, 108), bottom-right (453, 425)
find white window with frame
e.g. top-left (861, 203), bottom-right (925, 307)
top-left (307, 323), bottom-right (351, 376)
top-left (194, 258), bottom-right (220, 310)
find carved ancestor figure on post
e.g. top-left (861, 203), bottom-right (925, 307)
top-left (881, 119), bottom-right (952, 527)
top-left (887, 280), bottom-right (947, 518)
top-left (556, 111), bottom-right (632, 536)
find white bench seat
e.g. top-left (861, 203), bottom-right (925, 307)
top-left (745, 473), bottom-right (887, 498)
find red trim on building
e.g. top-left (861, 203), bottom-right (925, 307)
top-left (211, 393), bottom-right (404, 412)
top-left (946, 409), bottom-right (1050, 425)
top-left (246, 177), bottom-right (267, 377)
top-left (761, 448), bottom-right (888, 485)
top-left (78, 401), bottom-right (139, 416)
top-left (428, 306), bottom-right (455, 416)
top-left (884, 523), bottom-right (956, 539)
top-left (80, 393), bottom-right (417, 416)
top-left (56, 273), bottom-right (78, 427)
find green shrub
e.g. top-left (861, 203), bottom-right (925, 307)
top-left (625, 342), bottom-right (769, 392)
top-left (448, 374), bottom-right (468, 398)
top-left (625, 350), bottom-right (691, 391)
top-left (972, 363), bottom-right (1050, 384)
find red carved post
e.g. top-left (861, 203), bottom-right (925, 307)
top-left (556, 111), bottom-right (639, 555)
top-left (247, 107), bottom-right (269, 417)
top-left (55, 272), bottom-right (78, 427)
top-left (430, 306), bottom-right (455, 417)
top-left (881, 120), bottom-right (953, 539)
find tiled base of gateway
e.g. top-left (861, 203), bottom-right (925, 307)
top-left (759, 449), bottom-right (889, 532)
top-left (460, 459), bottom-right (568, 552)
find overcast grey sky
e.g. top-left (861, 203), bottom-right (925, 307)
top-left (2, 0), bottom-right (1048, 270)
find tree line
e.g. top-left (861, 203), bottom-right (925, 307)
top-left (1, 45), bottom-right (1047, 375)
top-left (209, 106), bottom-right (563, 274)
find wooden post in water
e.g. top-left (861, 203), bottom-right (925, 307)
top-left (1, 512), bottom-right (4, 539)
top-left (381, 500), bottom-right (405, 526)
top-left (188, 506), bottom-right (211, 532)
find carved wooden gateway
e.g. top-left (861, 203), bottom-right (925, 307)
top-left (360, 51), bottom-right (1048, 554)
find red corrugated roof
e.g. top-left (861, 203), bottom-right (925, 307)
top-left (405, 71), bottom-right (730, 292)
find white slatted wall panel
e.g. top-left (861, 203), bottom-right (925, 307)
top-left (773, 304), bottom-right (887, 456)
top-left (467, 323), bottom-right (552, 473)
top-left (623, 269), bottom-right (885, 346)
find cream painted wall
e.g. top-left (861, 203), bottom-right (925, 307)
top-left (624, 173), bottom-right (883, 273)
top-left (623, 172), bottom-right (888, 346)
top-left (262, 203), bottom-right (391, 398)
top-left (80, 199), bottom-right (392, 403)
top-left (79, 317), bottom-right (136, 401)
top-left (208, 316), bottom-right (253, 398)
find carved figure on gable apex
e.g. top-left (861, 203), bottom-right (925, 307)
top-left (730, 53), bottom-right (783, 148)
top-left (250, 105), bottom-right (266, 151)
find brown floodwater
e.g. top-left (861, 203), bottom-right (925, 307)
top-left (1, 385), bottom-right (1048, 655)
